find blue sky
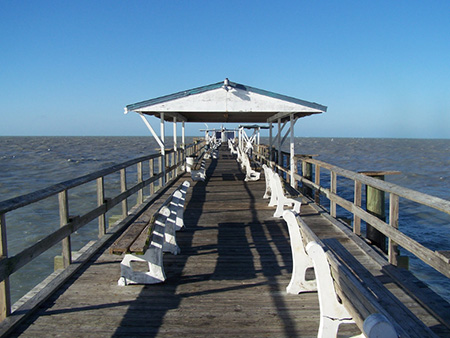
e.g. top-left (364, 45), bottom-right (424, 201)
top-left (1, 1), bottom-right (449, 138)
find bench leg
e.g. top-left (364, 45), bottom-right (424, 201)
top-left (274, 199), bottom-right (301, 218)
top-left (283, 211), bottom-right (317, 294)
top-left (245, 170), bottom-right (260, 182)
top-left (191, 169), bottom-right (206, 181)
top-left (306, 241), bottom-right (355, 338)
top-left (118, 247), bottom-right (166, 285)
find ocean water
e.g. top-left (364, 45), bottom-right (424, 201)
top-left (0, 136), bottom-right (449, 305)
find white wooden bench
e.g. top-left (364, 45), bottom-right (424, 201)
top-left (242, 154), bottom-right (260, 182)
top-left (262, 164), bottom-right (272, 199)
top-left (234, 145), bottom-right (260, 181)
top-left (268, 171), bottom-right (301, 217)
top-left (282, 210), bottom-right (437, 338)
top-left (228, 139), bottom-right (238, 155)
top-left (117, 181), bottom-right (190, 286)
top-left (163, 181), bottom-right (190, 255)
top-left (191, 158), bottom-right (206, 181)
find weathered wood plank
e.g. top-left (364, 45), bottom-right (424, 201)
top-left (5, 148), bottom-right (449, 338)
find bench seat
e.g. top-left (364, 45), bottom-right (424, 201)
top-left (282, 210), bottom-right (437, 338)
top-left (113, 181), bottom-right (190, 285)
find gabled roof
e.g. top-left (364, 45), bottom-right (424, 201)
top-left (125, 79), bottom-right (327, 123)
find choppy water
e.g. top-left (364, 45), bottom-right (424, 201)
top-left (1, 137), bottom-right (449, 304)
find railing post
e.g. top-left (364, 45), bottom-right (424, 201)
top-left (366, 177), bottom-right (387, 252)
top-left (149, 158), bottom-right (154, 196)
top-left (165, 152), bottom-right (170, 182)
top-left (389, 193), bottom-right (400, 265)
top-left (292, 157), bottom-right (298, 190)
top-left (360, 171), bottom-right (400, 253)
top-left (0, 213), bottom-right (11, 320)
top-left (301, 157), bottom-right (313, 198)
top-left (137, 162), bottom-right (143, 205)
top-left (315, 164), bottom-right (321, 204)
top-left (330, 171), bottom-right (337, 217)
top-left (353, 181), bottom-right (362, 235)
top-left (97, 177), bottom-right (106, 237)
top-left (173, 151), bottom-right (177, 177)
top-left (58, 190), bottom-right (72, 268)
top-left (158, 155), bottom-right (162, 192)
top-left (120, 168), bottom-right (128, 218)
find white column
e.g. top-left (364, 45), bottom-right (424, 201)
top-left (173, 117), bottom-right (177, 151)
top-left (269, 121), bottom-right (272, 164)
top-left (238, 127), bottom-right (242, 153)
top-left (173, 117), bottom-right (177, 177)
top-left (182, 121), bottom-right (186, 170)
top-left (182, 121), bottom-right (185, 149)
top-left (278, 118), bottom-right (282, 168)
top-left (290, 114), bottom-right (295, 186)
top-left (160, 113), bottom-right (166, 186)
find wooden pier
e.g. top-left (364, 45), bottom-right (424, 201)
top-left (5, 150), bottom-right (322, 337)
top-left (4, 149), bottom-right (450, 337)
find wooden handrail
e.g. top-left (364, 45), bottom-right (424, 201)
top-left (254, 145), bottom-right (450, 279)
top-left (298, 156), bottom-right (450, 215)
top-left (0, 140), bottom-right (206, 320)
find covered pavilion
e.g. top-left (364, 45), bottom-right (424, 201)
top-left (124, 79), bottom-right (327, 184)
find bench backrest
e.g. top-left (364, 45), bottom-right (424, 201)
top-left (271, 173), bottom-right (286, 201)
top-left (283, 210), bottom-right (404, 337)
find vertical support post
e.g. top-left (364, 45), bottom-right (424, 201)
top-left (289, 114), bottom-right (295, 187)
top-left (366, 176), bottom-right (387, 252)
top-left (137, 162), bottom-right (143, 205)
top-left (149, 158), bottom-right (154, 195)
top-left (361, 171), bottom-right (400, 253)
top-left (0, 213), bottom-right (11, 320)
top-left (160, 113), bottom-right (166, 187)
top-left (389, 193), bottom-right (400, 265)
top-left (314, 164), bottom-right (321, 204)
top-left (58, 190), bottom-right (72, 268)
top-left (97, 177), bottom-right (106, 236)
top-left (292, 157), bottom-right (299, 190)
top-left (173, 117), bottom-right (177, 177)
top-left (277, 118), bottom-right (282, 169)
top-left (238, 127), bottom-right (242, 153)
top-left (353, 181), bottom-right (362, 235)
top-left (302, 158), bottom-right (313, 198)
top-left (269, 121), bottom-right (273, 164)
top-left (330, 171), bottom-right (337, 217)
top-left (158, 155), bottom-right (162, 192)
top-left (182, 121), bottom-right (186, 171)
top-left (120, 168), bottom-right (128, 218)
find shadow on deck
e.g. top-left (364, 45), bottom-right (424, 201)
top-left (8, 151), bottom-right (322, 338)
top-left (9, 148), bottom-right (448, 337)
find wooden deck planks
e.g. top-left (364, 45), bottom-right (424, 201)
top-left (7, 151), bottom-right (325, 337)
top-left (6, 148), bottom-right (449, 337)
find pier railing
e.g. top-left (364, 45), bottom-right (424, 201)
top-left (0, 140), bottom-right (206, 321)
top-left (254, 144), bottom-right (450, 280)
